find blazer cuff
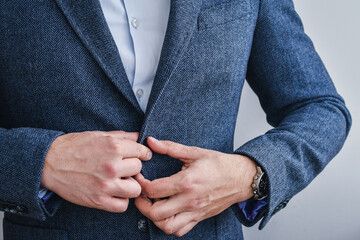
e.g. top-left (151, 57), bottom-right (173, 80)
top-left (0, 128), bottom-right (64, 220)
top-left (233, 138), bottom-right (292, 230)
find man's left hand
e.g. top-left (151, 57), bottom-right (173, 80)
top-left (135, 137), bottom-right (257, 237)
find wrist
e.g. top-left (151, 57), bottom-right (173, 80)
top-left (230, 154), bottom-right (257, 202)
top-left (41, 134), bottom-right (66, 190)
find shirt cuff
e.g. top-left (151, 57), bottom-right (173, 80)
top-left (38, 187), bottom-right (54, 204)
top-left (238, 197), bottom-right (268, 222)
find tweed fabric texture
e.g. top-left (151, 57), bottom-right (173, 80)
top-left (0, 0), bottom-right (351, 239)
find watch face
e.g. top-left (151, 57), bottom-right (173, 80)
top-left (259, 173), bottom-right (268, 196)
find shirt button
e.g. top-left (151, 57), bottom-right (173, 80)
top-left (131, 18), bottom-right (139, 29)
top-left (138, 218), bottom-right (148, 232)
top-left (136, 88), bottom-right (144, 98)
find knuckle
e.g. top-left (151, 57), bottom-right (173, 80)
top-left (101, 161), bottom-right (118, 178)
top-left (113, 200), bottom-right (129, 213)
top-left (172, 142), bottom-right (183, 152)
top-left (91, 194), bottom-right (106, 207)
top-left (163, 140), bottom-right (173, 146)
top-left (149, 210), bottom-right (161, 222)
top-left (164, 141), bottom-right (176, 151)
top-left (134, 159), bottom-right (142, 172)
top-left (131, 182), bottom-right (142, 197)
top-left (189, 146), bottom-right (203, 157)
top-left (193, 214), bottom-right (203, 222)
top-left (163, 222), bottom-right (174, 235)
top-left (144, 187), bottom-right (156, 199)
top-left (174, 232), bottom-right (184, 237)
top-left (97, 180), bottom-right (111, 192)
top-left (119, 179), bottom-right (141, 198)
top-left (136, 145), bottom-right (144, 158)
top-left (186, 199), bottom-right (201, 210)
top-left (105, 136), bottom-right (121, 152)
top-left (179, 176), bottom-right (194, 192)
top-left (189, 146), bottom-right (200, 153)
top-left (83, 131), bottom-right (94, 136)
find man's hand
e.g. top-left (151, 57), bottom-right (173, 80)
top-left (135, 137), bottom-right (256, 237)
top-left (41, 131), bottom-right (152, 213)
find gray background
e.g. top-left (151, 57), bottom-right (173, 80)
top-left (1, 0), bottom-right (359, 239)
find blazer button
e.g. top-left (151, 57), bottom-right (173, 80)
top-left (2, 201), bottom-right (10, 212)
top-left (138, 218), bottom-right (148, 232)
top-left (272, 199), bottom-right (290, 216)
top-left (16, 205), bottom-right (28, 214)
top-left (9, 204), bottom-right (18, 214)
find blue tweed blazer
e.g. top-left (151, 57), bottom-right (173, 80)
top-left (0, 0), bottom-right (351, 239)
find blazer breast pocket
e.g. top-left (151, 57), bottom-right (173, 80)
top-left (198, 0), bottom-right (252, 30)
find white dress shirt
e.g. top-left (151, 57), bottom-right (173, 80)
top-left (99, 0), bottom-right (171, 112)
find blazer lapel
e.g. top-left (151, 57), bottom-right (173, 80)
top-left (54, 0), bottom-right (143, 114)
top-left (145, 0), bottom-right (202, 116)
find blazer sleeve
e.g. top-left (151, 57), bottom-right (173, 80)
top-left (232, 0), bottom-right (352, 229)
top-left (0, 127), bottom-right (64, 220)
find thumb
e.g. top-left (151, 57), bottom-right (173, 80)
top-left (147, 137), bottom-right (202, 163)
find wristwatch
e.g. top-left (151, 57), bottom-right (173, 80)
top-left (251, 165), bottom-right (269, 200)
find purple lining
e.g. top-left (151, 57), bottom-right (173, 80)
top-left (238, 197), bottom-right (268, 222)
top-left (41, 191), bottom-right (54, 203)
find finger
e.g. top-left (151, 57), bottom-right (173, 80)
top-left (107, 131), bottom-right (139, 141)
top-left (147, 137), bottom-right (203, 162)
top-left (98, 196), bottom-right (129, 213)
top-left (135, 194), bottom-right (153, 218)
top-left (173, 221), bottom-right (198, 237)
top-left (144, 194), bottom-right (188, 221)
top-left (155, 212), bottom-right (195, 235)
top-left (118, 139), bottom-right (152, 161)
top-left (134, 173), bottom-right (152, 194)
top-left (110, 177), bottom-right (141, 198)
top-left (135, 196), bottom-right (196, 235)
top-left (139, 172), bottom-right (184, 199)
top-left (117, 158), bottom-right (142, 177)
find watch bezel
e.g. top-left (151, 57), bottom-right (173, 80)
top-left (252, 166), bottom-right (268, 200)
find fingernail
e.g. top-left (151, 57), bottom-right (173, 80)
top-left (146, 151), bottom-right (152, 160)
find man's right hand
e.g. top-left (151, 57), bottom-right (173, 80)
top-left (41, 131), bottom-right (152, 213)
